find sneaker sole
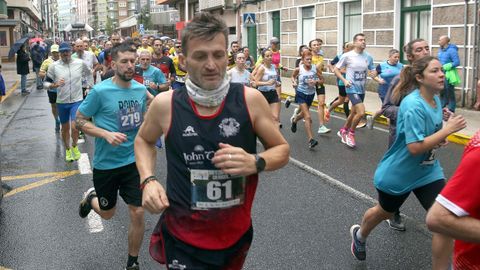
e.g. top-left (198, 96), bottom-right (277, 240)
top-left (385, 220), bottom-right (406, 231)
top-left (79, 187), bottom-right (96, 218)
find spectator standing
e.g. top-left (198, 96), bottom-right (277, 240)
top-left (16, 43), bottom-right (31, 95)
top-left (31, 41), bottom-right (46, 90)
top-left (438, 35), bottom-right (460, 112)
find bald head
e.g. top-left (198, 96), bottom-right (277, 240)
top-left (438, 35), bottom-right (450, 48)
top-left (74, 39), bottom-right (85, 53)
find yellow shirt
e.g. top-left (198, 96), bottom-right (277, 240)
top-left (172, 56), bottom-right (187, 76)
top-left (40, 57), bottom-right (55, 73)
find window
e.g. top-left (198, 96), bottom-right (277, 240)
top-left (400, 0), bottom-right (431, 62)
top-left (119, 1), bottom-right (126, 7)
top-left (343, 1), bottom-right (361, 43)
top-left (302, 6), bottom-right (315, 45)
top-left (0, 31), bottom-right (7, 46)
top-left (119, 10), bottom-right (127, 16)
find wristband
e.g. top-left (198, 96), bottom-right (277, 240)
top-left (140, 175), bottom-right (157, 190)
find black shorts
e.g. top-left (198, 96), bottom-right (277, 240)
top-left (338, 85), bottom-right (347, 97)
top-left (47, 91), bottom-right (57, 104)
top-left (316, 85), bottom-right (326, 95)
top-left (377, 179), bottom-right (445, 213)
top-left (259, 90), bottom-right (280, 104)
top-left (92, 162), bottom-right (142, 210)
top-left (160, 220), bottom-right (253, 270)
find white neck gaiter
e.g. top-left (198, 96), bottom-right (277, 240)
top-left (185, 76), bottom-right (230, 107)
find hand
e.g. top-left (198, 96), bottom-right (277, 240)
top-left (142, 180), bottom-right (169, 214)
top-left (292, 80), bottom-right (297, 87)
top-left (442, 108), bottom-right (453, 121)
top-left (103, 131), bottom-right (128, 146)
top-left (377, 78), bottom-right (386, 85)
top-left (211, 143), bottom-right (256, 176)
top-left (57, 78), bottom-right (65, 87)
top-left (445, 114), bottom-right (466, 134)
top-left (436, 139), bottom-right (449, 148)
top-left (307, 79), bottom-right (316, 87)
top-left (149, 82), bottom-right (157, 89)
top-left (268, 79), bottom-right (276, 86)
top-left (344, 80), bottom-right (352, 88)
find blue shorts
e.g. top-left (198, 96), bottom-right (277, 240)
top-left (295, 91), bottom-right (315, 107)
top-left (347, 93), bottom-right (365, 106)
top-left (57, 101), bottom-right (82, 124)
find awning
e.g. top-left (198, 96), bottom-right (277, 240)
top-left (64, 23), bottom-right (94, 32)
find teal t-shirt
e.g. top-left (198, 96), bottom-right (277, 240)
top-left (78, 78), bottom-right (147, 170)
top-left (139, 65), bottom-right (167, 96)
top-left (374, 89), bottom-right (444, 195)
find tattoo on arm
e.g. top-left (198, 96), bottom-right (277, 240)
top-left (75, 118), bottom-right (88, 130)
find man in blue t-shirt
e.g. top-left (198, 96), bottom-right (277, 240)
top-left (334, 33), bottom-right (376, 148)
top-left (75, 42), bottom-right (147, 270)
top-left (137, 50), bottom-right (169, 96)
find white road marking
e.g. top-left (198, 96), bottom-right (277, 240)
top-left (78, 153), bottom-right (92, 174)
top-left (87, 211), bottom-right (104, 233)
top-left (78, 138), bottom-right (85, 144)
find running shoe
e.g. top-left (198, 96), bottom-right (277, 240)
top-left (125, 263), bottom-right (140, 270)
top-left (79, 187), bottom-right (97, 218)
top-left (366, 115), bottom-right (374, 130)
top-left (346, 131), bottom-right (356, 148)
top-left (317, 125), bottom-right (331, 134)
top-left (356, 120), bottom-right (367, 129)
top-left (324, 106), bottom-right (330, 123)
top-left (290, 118), bottom-right (297, 133)
top-left (285, 96), bottom-right (292, 108)
top-left (385, 212), bottom-right (406, 231)
top-left (350, 224), bottom-right (366, 261)
top-left (72, 146), bottom-right (81, 160)
top-left (337, 128), bottom-right (347, 144)
top-left (308, 139), bottom-right (318, 149)
top-left (65, 149), bottom-right (74, 162)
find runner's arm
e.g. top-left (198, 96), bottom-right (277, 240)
top-left (427, 202), bottom-right (480, 242)
top-left (75, 111), bottom-right (127, 146)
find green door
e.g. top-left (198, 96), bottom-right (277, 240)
top-left (272, 11), bottom-right (280, 41)
top-left (247, 25), bottom-right (257, 61)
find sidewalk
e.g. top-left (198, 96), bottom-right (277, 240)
top-left (0, 61), bottom-right (36, 136)
top-left (280, 76), bottom-right (479, 145)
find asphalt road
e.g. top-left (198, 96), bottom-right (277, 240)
top-left (0, 89), bottom-right (466, 269)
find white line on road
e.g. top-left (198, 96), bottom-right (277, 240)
top-left (78, 153), bottom-right (92, 174)
top-left (78, 138), bottom-right (85, 144)
top-left (87, 212), bottom-right (104, 233)
top-left (288, 156), bottom-right (431, 236)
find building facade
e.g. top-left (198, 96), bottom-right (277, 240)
top-left (241, 0), bottom-right (480, 108)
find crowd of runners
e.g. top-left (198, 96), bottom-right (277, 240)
top-left (20, 11), bottom-right (480, 270)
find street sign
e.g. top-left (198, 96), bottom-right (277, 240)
top-left (139, 24), bottom-right (144, 30)
top-left (243, 13), bottom-right (256, 27)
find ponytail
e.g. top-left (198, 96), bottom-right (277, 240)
top-left (391, 65), bottom-right (417, 105)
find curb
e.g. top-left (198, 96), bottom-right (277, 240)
top-left (1, 80), bottom-right (19, 104)
top-left (0, 83), bottom-right (31, 138)
top-left (280, 93), bottom-right (471, 146)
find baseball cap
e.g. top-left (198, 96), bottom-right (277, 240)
top-left (58, 42), bottom-right (72, 52)
top-left (50, 44), bottom-right (59, 53)
top-left (270, 37), bottom-right (280, 44)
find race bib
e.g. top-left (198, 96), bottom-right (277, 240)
top-left (190, 169), bottom-right (246, 210)
top-left (176, 76), bottom-right (185, 83)
top-left (421, 148), bottom-right (437, 166)
top-left (117, 103), bottom-right (143, 132)
top-left (353, 71), bottom-right (366, 81)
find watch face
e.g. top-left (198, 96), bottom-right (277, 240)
top-left (256, 155), bottom-right (266, 172)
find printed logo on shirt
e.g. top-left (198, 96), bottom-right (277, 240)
top-left (168, 259), bottom-right (187, 270)
top-left (183, 144), bottom-right (215, 165)
top-left (182, 126), bottom-right (198, 137)
top-left (219, 117), bottom-right (240, 138)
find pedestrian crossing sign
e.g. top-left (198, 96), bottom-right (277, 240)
top-left (243, 13), bottom-right (256, 27)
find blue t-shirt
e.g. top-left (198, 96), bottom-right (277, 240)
top-left (374, 89), bottom-right (444, 195)
top-left (376, 61), bottom-right (404, 98)
top-left (78, 79), bottom-right (147, 170)
top-left (139, 65), bottom-right (167, 96)
top-left (335, 50), bottom-right (375, 94)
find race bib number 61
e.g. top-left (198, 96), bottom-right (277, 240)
top-left (190, 169), bottom-right (246, 210)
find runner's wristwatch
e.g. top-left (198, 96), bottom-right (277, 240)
top-left (254, 154), bottom-right (266, 173)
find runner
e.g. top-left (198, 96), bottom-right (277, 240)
top-left (151, 39), bottom-right (175, 84)
top-left (309, 39), bottom-right (330, 134)
top-left (45, 42), bottom-right (92, 162)
top-left (137, 37), bottom-right (154, 55)
top-left (328, 42), bottom-right (354, 118)
top-left (73, 39), bottom-right (99, 98)
top-left (254, 49), bottom-right (281, 127)
top-left (137, 51), bottom-right (169, 96)
top-left (290, 49), bottom-right (323, 149)
top-left (334, 33), bottom-right (376, 148)
top-left (242, 46), bottom-right (255, 73)
top-left (227, 52), bottom-right (251, 86)
top-left (381, 39), bottom-right (431, 231)
top-left (269, 37), bottom-right (286, 128)
top-left (228, 41), bottom-right (240, 69)
top-left (75, 42), bottom-right (147, 270)
top-left (349, 56), bottom-right (466, 262)
top-left (368, 49), bottom-right (404, 129)
top-left (171, 40), bottom-right (187, 90)
top-left (39, 44), bottom-right (61, 132)
top-left (134, 12), bottom-right (289, 269)
top-left (426, 129), bottom-right (480, 270)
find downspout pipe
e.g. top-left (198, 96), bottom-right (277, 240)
top-left (472, 1), bottom-right (479, 107)
top-left (462, 0), bottom-right (468, 107)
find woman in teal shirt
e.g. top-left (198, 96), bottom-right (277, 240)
top-left (349, 56), bottom-right (467, 262)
